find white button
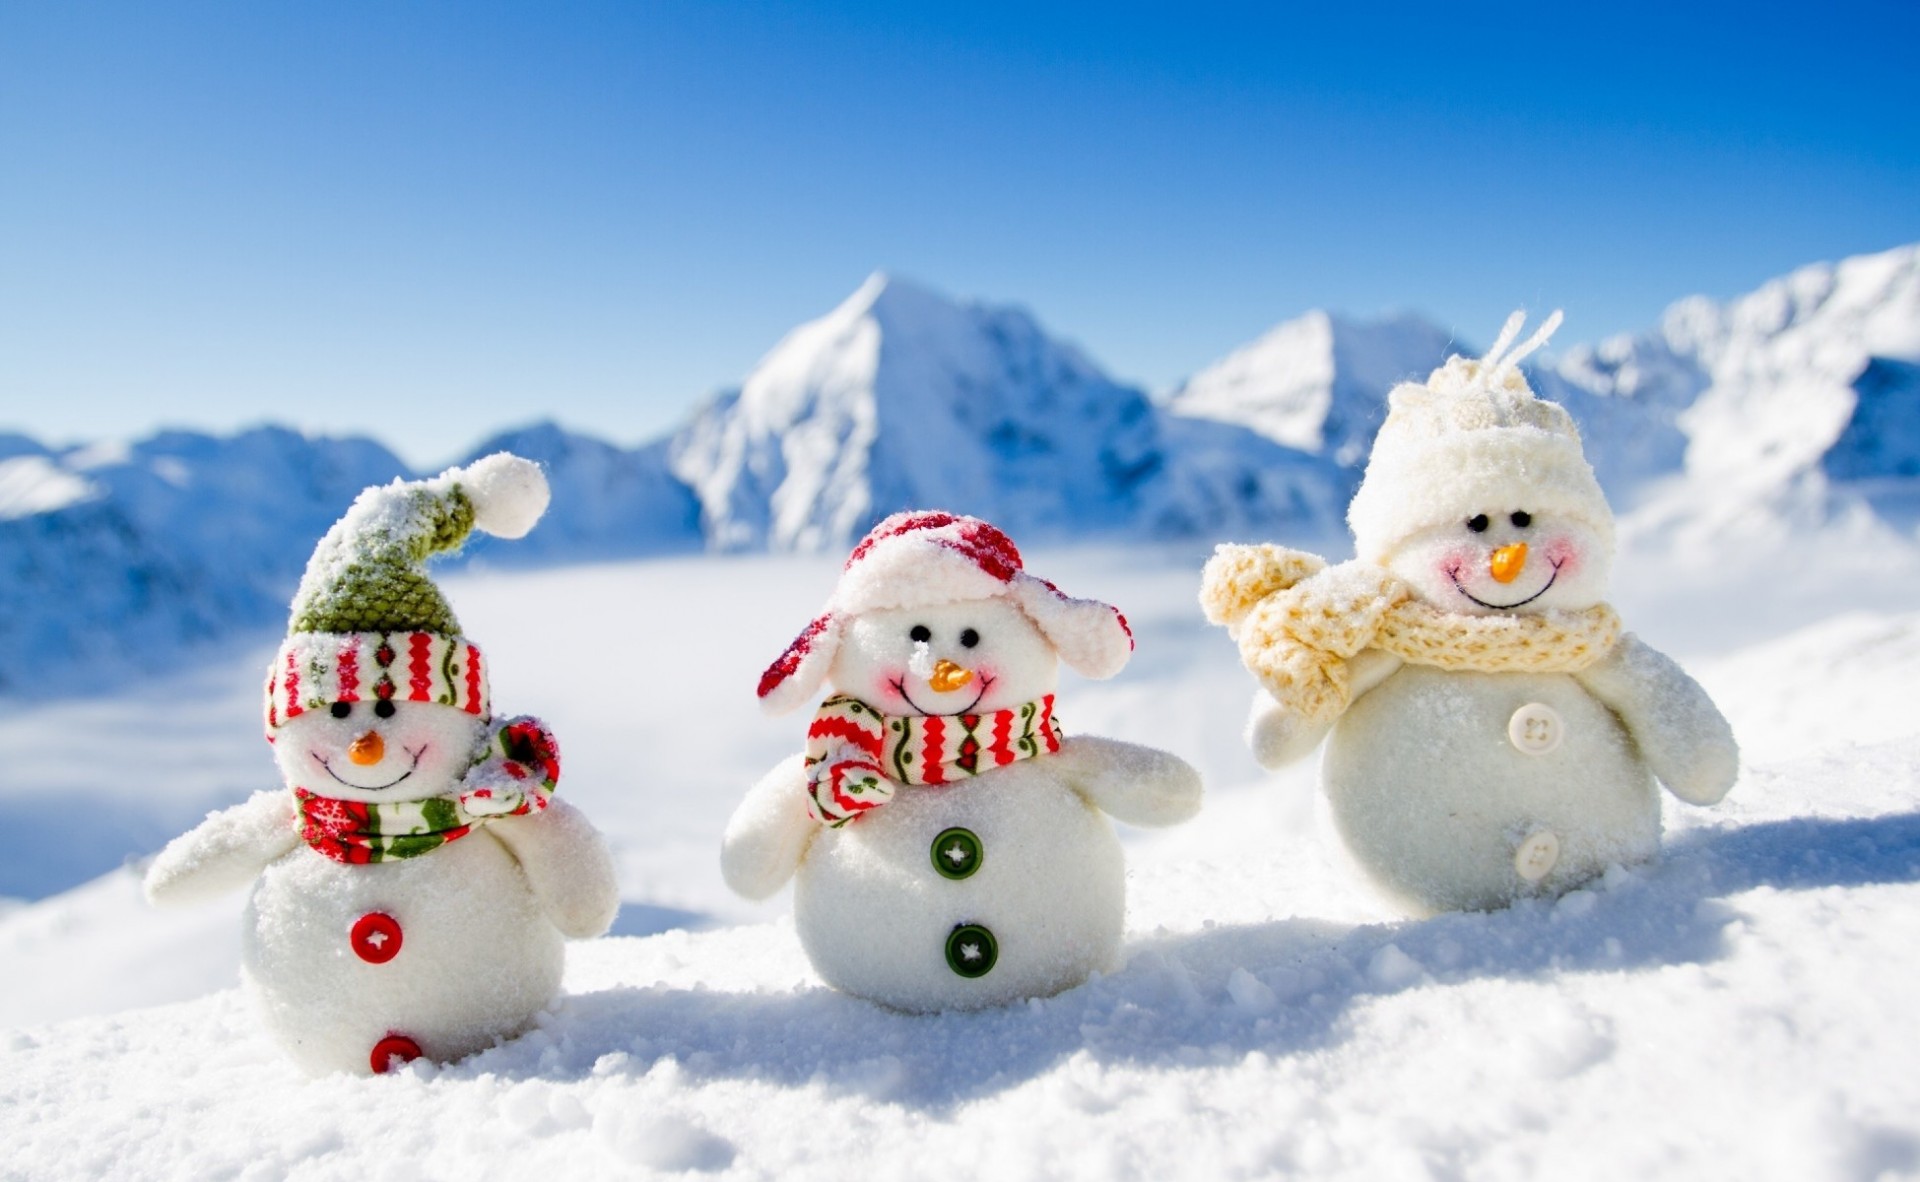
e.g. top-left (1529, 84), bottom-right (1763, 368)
top-left (1515, 830), bottom-right (1561, 882)
top-left (1507, 702), bottom-right (1564, 754)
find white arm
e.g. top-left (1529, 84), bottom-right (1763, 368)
top-left (1051, 735), bottom-right (1203, 828)
top-left (1575, 633), bottom-right (1740, 806)
top-left (720, 754), bottom-right (819, 900)
top-left (488, 797), bottom-right (621, 939)
top-left (144, 790), bottom-right (299, 906)
top-left (1246, 649), bottom-right (1402, 770)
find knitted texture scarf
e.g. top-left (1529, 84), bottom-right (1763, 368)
top-left (804, 694), bottom-right (1063, 827)
top-left (1200, 543), bottom-right (1621, 728)
top-left (294, 717), bottom-right (561, 863)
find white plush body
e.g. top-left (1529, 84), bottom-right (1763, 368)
top-left (1324, 666), bottom-right (1657, 914)
top-left (148, 785), bottom-right (615, 1074)
top-left (244, 818), bottom-right (565, 1074)
top-left (729, 734), bottom-right (1194, 1012)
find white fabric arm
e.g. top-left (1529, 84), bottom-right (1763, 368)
top-left (488, 797), bottom-right (621, 939)
top-left (1051, 735), bottom-right (1203, 828)
top-left (144, 790), bottom-right (298, 906)
top-left (1576, 633), bottom-right (1740, 806)
top-left (720, 754), bottom-right (819, 900)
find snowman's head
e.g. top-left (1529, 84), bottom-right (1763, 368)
top-left (757, 512), bottom-right (1133, 717)
top-left (1347, 310), bottom-right (1616, 613)
top-left (262, 452), bottom-right (550, 800)
top-left (1383, 507), bottom-right (1613, 615)
top-left (831, 597), bottom-right (1059, 717)
top-left (272, 699), bottom-right (486, 803)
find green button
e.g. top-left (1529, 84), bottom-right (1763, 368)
top-left (930, 827), bottom-right (984, 880)
top-left (945, 923), bottom-right (998, 978)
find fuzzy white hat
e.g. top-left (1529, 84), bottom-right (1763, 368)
top-left (1346, 311), bottom-right (1615, 562)
top-left (757, 511), bottom-right (1135, 715)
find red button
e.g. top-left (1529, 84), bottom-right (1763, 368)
top-left (370, 1033), bottom-right (422, 1074)
top-left (350, 912), bottom-right (403, 964)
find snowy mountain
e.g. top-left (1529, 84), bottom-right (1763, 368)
top-left (0, 428), bottom-right (408, 693)
top-left (667, 273), bottom-right (1341, 552)
top-left (5, 246), bottom-right (1918, 695)
top-left (1166, 310), bottom-right (1458, 468)
top-left (459, 422), bottom-right (703, 564)
top-left (1162, 245), bottom-right (1920, 536)
top-left (1551, 244), bottom-right (1920, 536)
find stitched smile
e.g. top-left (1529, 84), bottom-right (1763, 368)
top-left (314, 747), bottom-right (425, 791)
top-left (1450, 561), bottom-right (1562, 611)
top-left (892, 675), bottom-right (991, 717)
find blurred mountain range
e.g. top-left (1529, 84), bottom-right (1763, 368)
top-left (3, 243), bottom-right (1916, 691)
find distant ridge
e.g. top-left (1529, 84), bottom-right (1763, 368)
top-left (3, 244), bottom-right (1917, 691)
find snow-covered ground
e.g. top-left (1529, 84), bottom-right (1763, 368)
top-left (4, 539), bottom-right (1919, 1180)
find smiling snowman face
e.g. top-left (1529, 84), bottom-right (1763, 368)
top-left (1386, 507), bottom-right (1612, 616)
top-left (273, 701), bottom-right (487, 802)
top-left (832, 599), bottom-right (1059, 717)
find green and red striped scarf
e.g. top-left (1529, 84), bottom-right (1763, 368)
top-left (294, 717), bottom-right (561, 863)
top-left (804, 694), bottom-right (1062, 827)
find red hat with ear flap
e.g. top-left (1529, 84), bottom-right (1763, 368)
top-left (1006, 574), bottom-right (1133, 680)
top-left (757, 612), bottom-right (844, 716)
top-left (754, 510), bottom-right (1136, 714)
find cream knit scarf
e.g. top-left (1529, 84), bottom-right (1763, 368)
top-left (804, 694), bottom-right (1063, 827)
top-left (1200, 544), bottom-right (1621, 728)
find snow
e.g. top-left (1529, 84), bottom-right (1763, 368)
top-left (0, 454), bottom-right (98, 520)
top-left (1167, 309), bottom-right (1456, 466)
top-left (666, 272), bottom-right (1342, 553)
top-left (3, 534), bottom-right (1919, 1179)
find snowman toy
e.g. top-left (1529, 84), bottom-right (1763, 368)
top-left (1201, 312), bottom-right (1740, 915)
top-left (722, 511), bottom-right (1204, 1012)
top-left (144, 454), bottom-right (620, 1074)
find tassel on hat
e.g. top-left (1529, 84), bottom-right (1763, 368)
top-left (266, 453), bottom-right (550, 729)
top-left (757, 510), bottom-right (1135, 716)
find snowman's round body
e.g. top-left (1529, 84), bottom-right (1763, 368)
top-left (794, 759), bottom-right (1123, 1013)
top-left (1323, 664), bottom-right (1658, 914)
top-left (243, 832), bottom-right (561, 1074)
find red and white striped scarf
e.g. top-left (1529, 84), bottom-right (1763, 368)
top-left (803, 694), bottom-right (1063, 827)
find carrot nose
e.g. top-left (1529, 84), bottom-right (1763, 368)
top-left (1490, 542), bottom-right (1529, 584)
top-left (929, 659), bottom-right (974, 693)
top-left (348, 731), bottom-right (386, 766)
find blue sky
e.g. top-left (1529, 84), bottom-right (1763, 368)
top-left (2, 1), bottom-right (1915, 467)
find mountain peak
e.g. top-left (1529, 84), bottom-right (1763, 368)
top-left (1168, 308), bottom-right (1454, 463)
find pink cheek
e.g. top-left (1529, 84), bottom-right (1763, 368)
top-left (1435, 547), bottom-right (1477, 582)
top-left (873, 670), bottom-right (911, 704)
top-left (1543, 536), bottom-right (1582, 573)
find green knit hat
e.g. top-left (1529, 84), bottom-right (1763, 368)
top-left (289, 483), bottom-right (478, 635)
top-left (266, 453), bottom-right (550, 729)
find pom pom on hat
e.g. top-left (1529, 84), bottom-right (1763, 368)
top-left (458, 452), bottom-right (550, 540)
top-left (756, 511), bottom-right (1135, 715)
top-left (1346, 310), bottom-right (1615, 562)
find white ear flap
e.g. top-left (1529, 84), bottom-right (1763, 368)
top-left (1008, 575), bottom-right (1133, 680)
top-left (757, 613), bottom-right (842, 715)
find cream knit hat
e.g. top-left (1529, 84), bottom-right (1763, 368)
top-left (1346, 311), bottom-right (1615, 563)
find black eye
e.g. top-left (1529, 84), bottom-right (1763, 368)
top-left (374, 700), bottom-right (396, 719)
top-left (1467, 514), bottom-right (1490, 533)
top-left (960, 628), bottom-right (979, 648)
top-left (330, 702), bottom-right (352, 719)
top-left (1511, 511), bottom-right (1532, 528)
top-left (909, 625), bottom-right (932, 643)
